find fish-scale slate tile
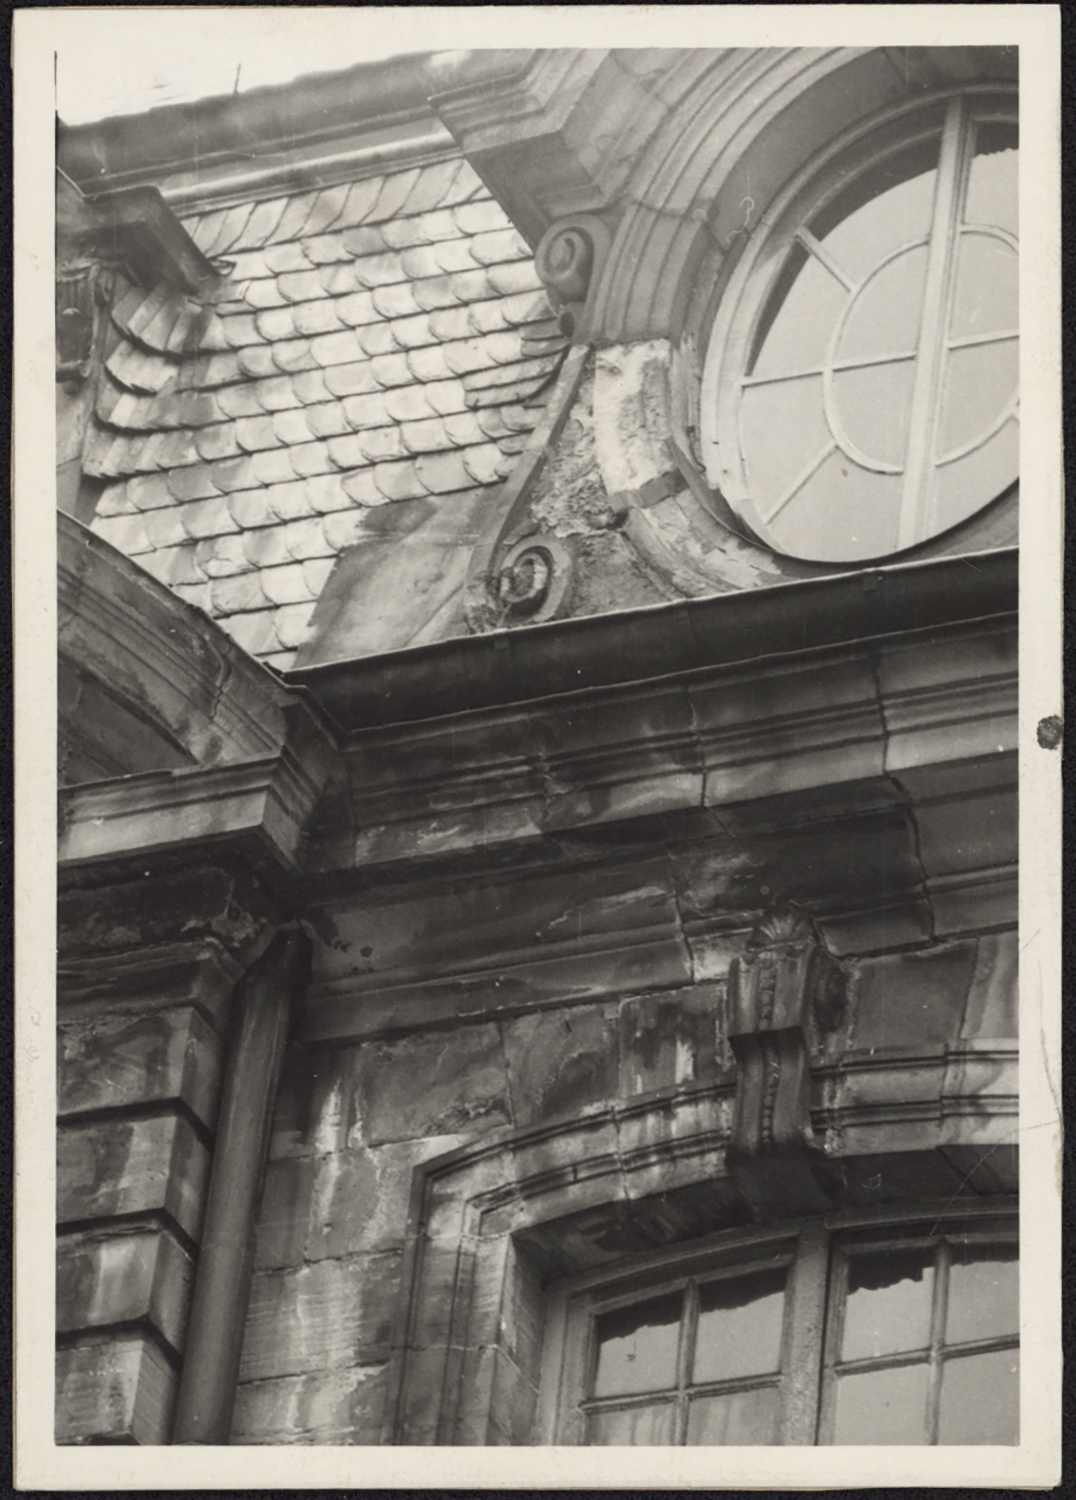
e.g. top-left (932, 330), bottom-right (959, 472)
top-left (273, 601), bottom-right (319, 650)
top-left (225, 609), bottom-right (282, 657)
top-left (280, 517), bottom-right (335, 561)
top-left (196, 534), bottom-right (251, 576)
top-left (228, 490), bottom-right (275, 530)
top-left (93, 512), bottom-right (154, 556)
top-left (260, 562), bottom-right (316, 607)
top-left (90, 158), bottom-right (566, 668)
top-left (211, 571), bottom-right (269, 615)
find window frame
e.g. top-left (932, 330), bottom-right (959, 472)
top-left (699, 84), bottom-right (1019, 566)
top-left (541, 1201), bottom-right (1018, 1447)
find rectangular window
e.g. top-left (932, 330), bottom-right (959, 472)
top-left (547, 1208), bottom-right (1017, 1446)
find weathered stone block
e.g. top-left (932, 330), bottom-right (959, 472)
top-left (395, 1237), bottom-right (467, 1358)
top-left (930, 868), bottom-right (1018, 939)
top-left (307, 856), bottom-right (685, 1010)
top-left (57, 1112), bottom-right (210, 1242)
top-left (815, 1149), bottom-right (967, 1207)
top-left (500, 1003), bottom-right (618, 1126)
top-left (498, 1239), bottom-right (546, 1383)
top-left (670, 804), bottom-right (926, 928)
top-left (55, 1334), bottom-right (176, 1444)
top-left (267, 1043), bottom-right (365, 1159)
top-left (58, 864), bottom-right (273, 961)
top-left (230, 1363), bottom-right (388, 1445)
top-left (57, 940), bottom-right (243, 1031)
top-left (852, 944), bottom-right (978, 1050)
top-left (617, 984), bottom-right (723, 1096)
top-left (252, 1154), bottom-right (319, 1271)
top-left (914, 787), bottom-right (1017, 881)
top-left (56, 1226), bottom-right (195, 1355)
top-left (455, 1344), bottom-right (538, 1445)
top-left (307, 926), bottom-right (693, 1042)
top-left (58, 1005), bottom-right (223, 1128)
top-left (961, 931), bottom-right (1018, 1038)
top-left (239, 1251), bottom-right (401, 1382)
top-left (390, 1343), bottom-right (452, 1445)
top-left (355, 1024), bottom-right (512, 1145)
top-left (941, 1142), bottom-right (1018, 1194)
top-left (303, 1139), bottom-right (462, 1262)
top-left (814, 896), bottom-right (935, 957)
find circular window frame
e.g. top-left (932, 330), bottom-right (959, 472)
top-left (699, 84), bottom-right (1018, 566)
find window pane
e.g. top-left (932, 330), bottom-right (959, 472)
top-left (832, 359), bottom-right (916, 469)
top-left (833, 1363), bottom-right (929, 1445)
top-left (934, 415), bottom-right (1018, 532)
top-left (841, 1247), bottom-right (934, 1361)
top-left (741, 374), bottom-right (829, 506)
top-left (593, 1293), bottom-right (682, 1397)
top-left (946, 1249), bottom-right (1019, 1345)
top-left (950, 232), bottom-right (1018, 339)
top-left (810, 138), bottom-right (939, 285)
top-left (585, 1402), bottom-right (676, 1445)
top-left (837, 243), bottom-right (928, 363)
top-left (687, 1387), bottom-right (780, 1446)
top-left (938, 338), bottom-right (1017, 457)
top-left (937, 1349), bottom-right (1019, 1445)
top-left (774, 449), bottom-right (902, 562)
top-left (965, 123), bottom-right (1018, 235)
top-left (693, 1268), bottom-right (787, 1383)
top-left (750, 245), bottom-right (849, 378)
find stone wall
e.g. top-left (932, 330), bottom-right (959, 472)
top-left (229, 874), bottom-right (1016, 1442)
top-left (55, 865), bottom-right (272, 1443)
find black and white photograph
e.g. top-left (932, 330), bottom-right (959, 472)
top-left (14, 5), bottom-right (1062, 1488)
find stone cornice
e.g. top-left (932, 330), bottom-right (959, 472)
top-left (58, 748), bottom-right (331, 877)
top-left (59, 513), bottom-right (300, 776)
top-left (306, 615), bottom-right (1014, 876)
top-left (58, 50), bottom-right (535, 213)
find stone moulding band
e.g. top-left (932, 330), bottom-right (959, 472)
top-left (384, 1058), bottom-right (1016, 1444)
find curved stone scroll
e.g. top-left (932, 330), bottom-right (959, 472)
top-left (463, 345), bottom-right (590, 635)
top-left (493, 534), bottom-right (572, 623)
top-left (534, 214), bottom-right (612, 340)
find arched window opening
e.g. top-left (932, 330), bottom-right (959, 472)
top-left (704, 91), bottom-right (1018, 564)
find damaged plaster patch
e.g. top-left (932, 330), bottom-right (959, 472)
top-left (528, 365), bottom-right (624, 539)
top-left (593, 339), bottom-right (676, 493)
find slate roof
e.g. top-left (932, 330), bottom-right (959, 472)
top-left (87, 156), bottom-right (567, 669)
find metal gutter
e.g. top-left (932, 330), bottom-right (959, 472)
top-left (284, 548), bottom-right (1017, 736)
top-left (171, 928), bottom-right (311, 1444)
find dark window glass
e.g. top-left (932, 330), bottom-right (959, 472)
top-left (842, 1246), bottom-right (935, 1361)
top-left (693, 1268), bottom-right (786, 1382)
top-left (834, 1362), bottom-right (930, 1445)
top-left (593, 1293), bottom-right (682, 1397)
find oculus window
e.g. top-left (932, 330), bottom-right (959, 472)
top-left (703, 91), bottom-right (1018, 563)
top-left (549, 1213), bottom-right (1018, 1445)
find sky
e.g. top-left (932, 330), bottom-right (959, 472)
top-left (53, 11), bottom-right (436, 124)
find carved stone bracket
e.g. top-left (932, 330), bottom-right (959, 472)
top-left (57, 259), bottom-right (110, 387)
top-left (725, 906), bottom-right (848, 1214)
top-left (534, 214), bottom-right (612, 341)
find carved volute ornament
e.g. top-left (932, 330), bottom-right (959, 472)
top-left (725, 906), bottom-right (847, 1214)
top-left (534, 214), bottom-right (612, 340)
